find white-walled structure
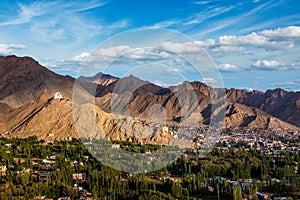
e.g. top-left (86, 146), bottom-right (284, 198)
top-left (54, 92), bottom-right (63, 99)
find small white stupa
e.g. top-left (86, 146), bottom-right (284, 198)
top-left (54, 92), bottom-right (63, 100)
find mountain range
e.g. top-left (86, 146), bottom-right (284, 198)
top-left (0, 55), bottom-right (299, 143)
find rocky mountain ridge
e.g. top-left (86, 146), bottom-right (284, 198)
top-left (0, 55), bottom-right (299, 143)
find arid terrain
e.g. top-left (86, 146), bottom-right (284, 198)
top-left (0, 55), bottom-right (299, 144)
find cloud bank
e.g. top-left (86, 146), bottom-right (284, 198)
top-left (0, 44), bottom-right (26, 54)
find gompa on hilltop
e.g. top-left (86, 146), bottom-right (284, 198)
top-left (54, 92), bottom-right (70, 104)
top-left (54, 92), bottom-right (63, 100)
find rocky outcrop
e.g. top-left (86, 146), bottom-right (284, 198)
top-left (0, 55), bottom-right (299, 144)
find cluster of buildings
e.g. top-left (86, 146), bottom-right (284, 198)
top-left (215, 131), bottom-right (300, 155)
top-left (166, 124), bottom-right (300, 154)
top-left (0, 144), bottom-right (92, 200)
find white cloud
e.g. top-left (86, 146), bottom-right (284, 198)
top-left (48, 24), bottom-right (300, 74)
top-left (0, 1), bottom-right (127, 46)
top-left (218, 63), bottom-right (240, 71)
top-left (269, 80), bottom-right (300, 91)
top-left (0, 1), bottom-right (107, 26)
top-left (69, 46), bottom-right (151, 67)
top-left (149, 20), bottom-right (179, 29)
top-left (194, 1), bottom-right (215, 5)
top-left (88, 46), bottom-right (177, 63)
top-left (0, 2), bottom-right (48, 26)
top-left (193, 1), bottom-right (279, 39)
top-left (251, 60), bottom-right (300, 70)
top-left (160, 41), bottom-right (203, 53)
top-left (211, 45), bottom-right (245, 52)
top-left (157, 26), bottom-right (300, 56)
top-left (43, 59), bottom-right (82, 74)
top-left (183, 6), bottom-right (237, 26)
top-left (217, 32), bottom-right (294, 50)
top-left (93, 46), bottom-right (131, 58)
top-left (252, 60), bottom-right (282, 69)
top-left (260, 26), bottom-right (300, 38)
top-left (196, 26), bottom-right (300, 53)
top-left (71, 52), bottom-right (90, 61)
top-left (219, 33), bottom-right (265, 46)
top-left (91, 46), bottom-right (162, 64)
top-left (200, 77), bottom-right (217, 85)
top-left (148, 5), bottom-right (237, 29)
top-left (223, 75), bottom-right (263, 79)
top-left (106, 19), bottom-right (129, 30)
top-left (53, 47), bottom-right (185, 75)
top-left (0, 44), bottom-right (26, 54)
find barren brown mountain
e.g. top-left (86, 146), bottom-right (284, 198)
top-left (0, 55), bottom-right (74, 108)
top-left (0, 55), bottom-right (299, 142)
top-left (226, 88), bottom-right (300, 128)
top-left (78, 72), bottom-right (119, 86)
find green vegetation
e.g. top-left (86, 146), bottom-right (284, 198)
top-left (0, 137), bottom-right (299, 199)
top-left (113, 140), bottom-right (163, 153)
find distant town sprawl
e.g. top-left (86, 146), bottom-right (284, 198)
top-left (0, 128), bottom-right (299, 199)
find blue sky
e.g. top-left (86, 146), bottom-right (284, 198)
top-left (0, 0), bottom-right (300, 91)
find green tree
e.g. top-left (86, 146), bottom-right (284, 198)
top-left (233, 185), bottom-right (242, 200)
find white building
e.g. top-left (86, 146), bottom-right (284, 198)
top-left (54, 92), bottom-right (63, 100)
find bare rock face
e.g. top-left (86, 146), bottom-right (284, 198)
top-left (6, 97), bottom-right (75, 140)
top-left (0, 55), bottom-right (299, 143)
top-left (150, 126), bottom-right (174, 145)
top-left (0, 55), bottom-right (74, 108)
top-left (226, 88), bottom-right (300, 128)
top-left (78, 72), bottom-right (119, 86)
top-left (224, 103), bottom-right (299, 132)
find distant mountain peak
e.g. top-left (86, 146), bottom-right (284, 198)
top-left (78, 72), bottom-right (118, 86)
top-left (0, 55), bottom-right (74, 108)
top-left (0, 55), bottom-right (299, 142)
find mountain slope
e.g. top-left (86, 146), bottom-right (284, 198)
top-left (224, 103), bottom-right (298, 131)
top-left (78, 72), bottom-right (119, 86)
top-left (6, 97), bottom-right (177, 145)
top-left (226, 88), bottom-right (300, 127)
top-left (0, 55), bottom-right (74, 108)
top-left (0, 55), bottom-right (299, 142)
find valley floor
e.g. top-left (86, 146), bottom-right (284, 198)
top-left (0, 136), bottom-right (299, 199)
